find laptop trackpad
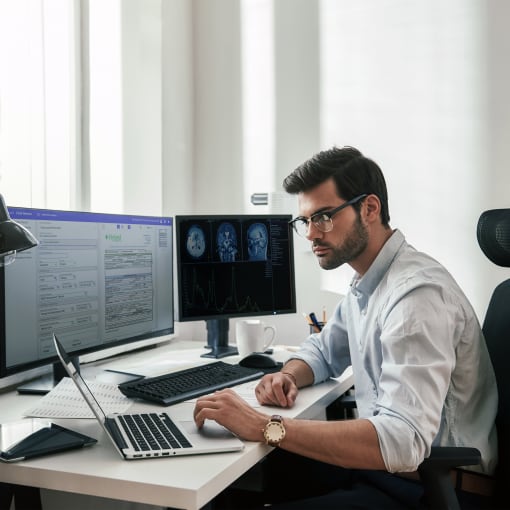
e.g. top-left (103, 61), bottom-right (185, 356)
top-left (180, 420), bottom-right (239, 440)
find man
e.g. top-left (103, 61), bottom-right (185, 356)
top-left (194, 146), bottom-right (498, 509)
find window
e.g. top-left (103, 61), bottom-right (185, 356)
top-left (241, 0), bottom-right (275, 210)
top-left (0, 0), bottom-right (78, 210)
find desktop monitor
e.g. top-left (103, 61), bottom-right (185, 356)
top-left (175, 214), bottom-right (296, 357)
top-left (0, 206), bottom-right (174, 392)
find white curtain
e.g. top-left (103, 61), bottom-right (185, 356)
top-left (0, 0), bottom-right (78, 210)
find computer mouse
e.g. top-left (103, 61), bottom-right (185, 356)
top-left (239, 352), bottom-right (280, 369)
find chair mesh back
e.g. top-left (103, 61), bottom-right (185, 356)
top-left (477, 209), bottom-right (510, 267)
top-left (477, 209), bottom-right (510, 498)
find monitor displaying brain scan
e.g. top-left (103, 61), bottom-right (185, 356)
top-left (176, 214), bottom-right (296, 322)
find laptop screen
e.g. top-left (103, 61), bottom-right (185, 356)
top-left (53, 335), bottom-right (108, 422)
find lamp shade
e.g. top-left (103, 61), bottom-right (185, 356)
top-left (0, 194), bottom-right (39, 258)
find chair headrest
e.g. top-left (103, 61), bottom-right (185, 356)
top-left (477, 209), bottom-right (510, 267)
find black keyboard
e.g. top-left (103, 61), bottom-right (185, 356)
top-left (118, 361), bottom-right (264, 405)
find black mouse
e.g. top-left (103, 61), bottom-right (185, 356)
top-left (239, 352), bottom-right (279, 369)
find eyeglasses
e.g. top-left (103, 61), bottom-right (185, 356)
top-left (289, 194), bottom-right (368, 238)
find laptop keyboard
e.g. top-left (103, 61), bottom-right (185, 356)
top-left (118, 361), bottom-right (264, 405)
top-left (117, 413), bottom-right (192, 451)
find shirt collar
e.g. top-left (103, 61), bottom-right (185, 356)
top-left (350, 229), bottom-right (405, 297)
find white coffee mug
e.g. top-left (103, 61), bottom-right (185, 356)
top-left (236, 319), bottom-right (276, 359)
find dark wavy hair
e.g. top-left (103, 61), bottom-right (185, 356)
top-left (283, 146), bottom-right (390, 226)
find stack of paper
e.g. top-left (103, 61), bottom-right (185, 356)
top-left (23, 377), bottom-right (131, 419)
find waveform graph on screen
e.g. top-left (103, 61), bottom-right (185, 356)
top-left (181, 261), bottom-right (274, 319)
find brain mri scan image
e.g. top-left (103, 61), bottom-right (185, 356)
top-left (216, 222), bottom-right (238, 262)
top-left (186, 225), bottom-right (206, 258)
top-left (247, 222), bottom-right (268, 261)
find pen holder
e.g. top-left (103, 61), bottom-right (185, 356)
top-left (309, 322), bottom-right (325, 334)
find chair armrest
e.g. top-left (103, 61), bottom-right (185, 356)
top-left (326, 390), bottom-right (357, 420)
top-left (417, 447), bottom-right (481, 510)
top-left (327, 392), bottom-right (483, 509)
top-left (419, 446), bottom-right (481, 471)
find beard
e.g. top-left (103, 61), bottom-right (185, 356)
top-left (314, 215), bottom-right (369, 270)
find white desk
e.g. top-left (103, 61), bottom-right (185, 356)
top-left (0, 340), bottom-right (354, 510)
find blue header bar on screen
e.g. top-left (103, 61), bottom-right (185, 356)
top-left (8, 207), bottom-right (173, 227)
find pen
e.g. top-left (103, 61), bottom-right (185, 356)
top-left (308, 312), bottom-right (323, 332)
top-left (302, 312), bottom-right (314, 326)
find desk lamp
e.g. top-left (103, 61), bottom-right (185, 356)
top-left (0, 193), bottom-right (38, 265)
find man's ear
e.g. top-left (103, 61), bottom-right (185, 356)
top-left (364, 194), bottom-right (381, 223)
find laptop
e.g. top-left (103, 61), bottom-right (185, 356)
top-left (53, 334), bottom-right (245, 460)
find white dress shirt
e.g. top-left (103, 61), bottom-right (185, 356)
top-left (291, 230), bottom-right (498, 474)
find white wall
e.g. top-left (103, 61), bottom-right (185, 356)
top-left (319, 0), bottom-right (510, 321)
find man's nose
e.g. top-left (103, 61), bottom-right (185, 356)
top-left (305, 222), bottom-right (323, 241)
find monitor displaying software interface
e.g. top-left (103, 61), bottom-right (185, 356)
top-left (0, 207), bottom-right (174, 377)
top-left (176, 214), bottom-right (296, 323)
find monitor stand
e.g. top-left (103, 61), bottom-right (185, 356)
top-left (17, 357), bottom-right (143, 395)
top-left (201, 318), bottom-right (238, 358)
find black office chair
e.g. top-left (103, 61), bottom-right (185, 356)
top-left (473, 208), bottom-right (510, 507)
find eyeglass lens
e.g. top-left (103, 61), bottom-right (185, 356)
top-left (293, 215), bottom-right (331, 236)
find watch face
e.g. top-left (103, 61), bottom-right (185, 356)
top-left (265, 421), bottom-right (285, 445)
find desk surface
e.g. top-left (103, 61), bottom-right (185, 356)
top-left (0, 340), bottom-right (353, 510)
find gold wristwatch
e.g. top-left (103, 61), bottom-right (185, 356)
top-left (263, 415), bottom-right (286, 446)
